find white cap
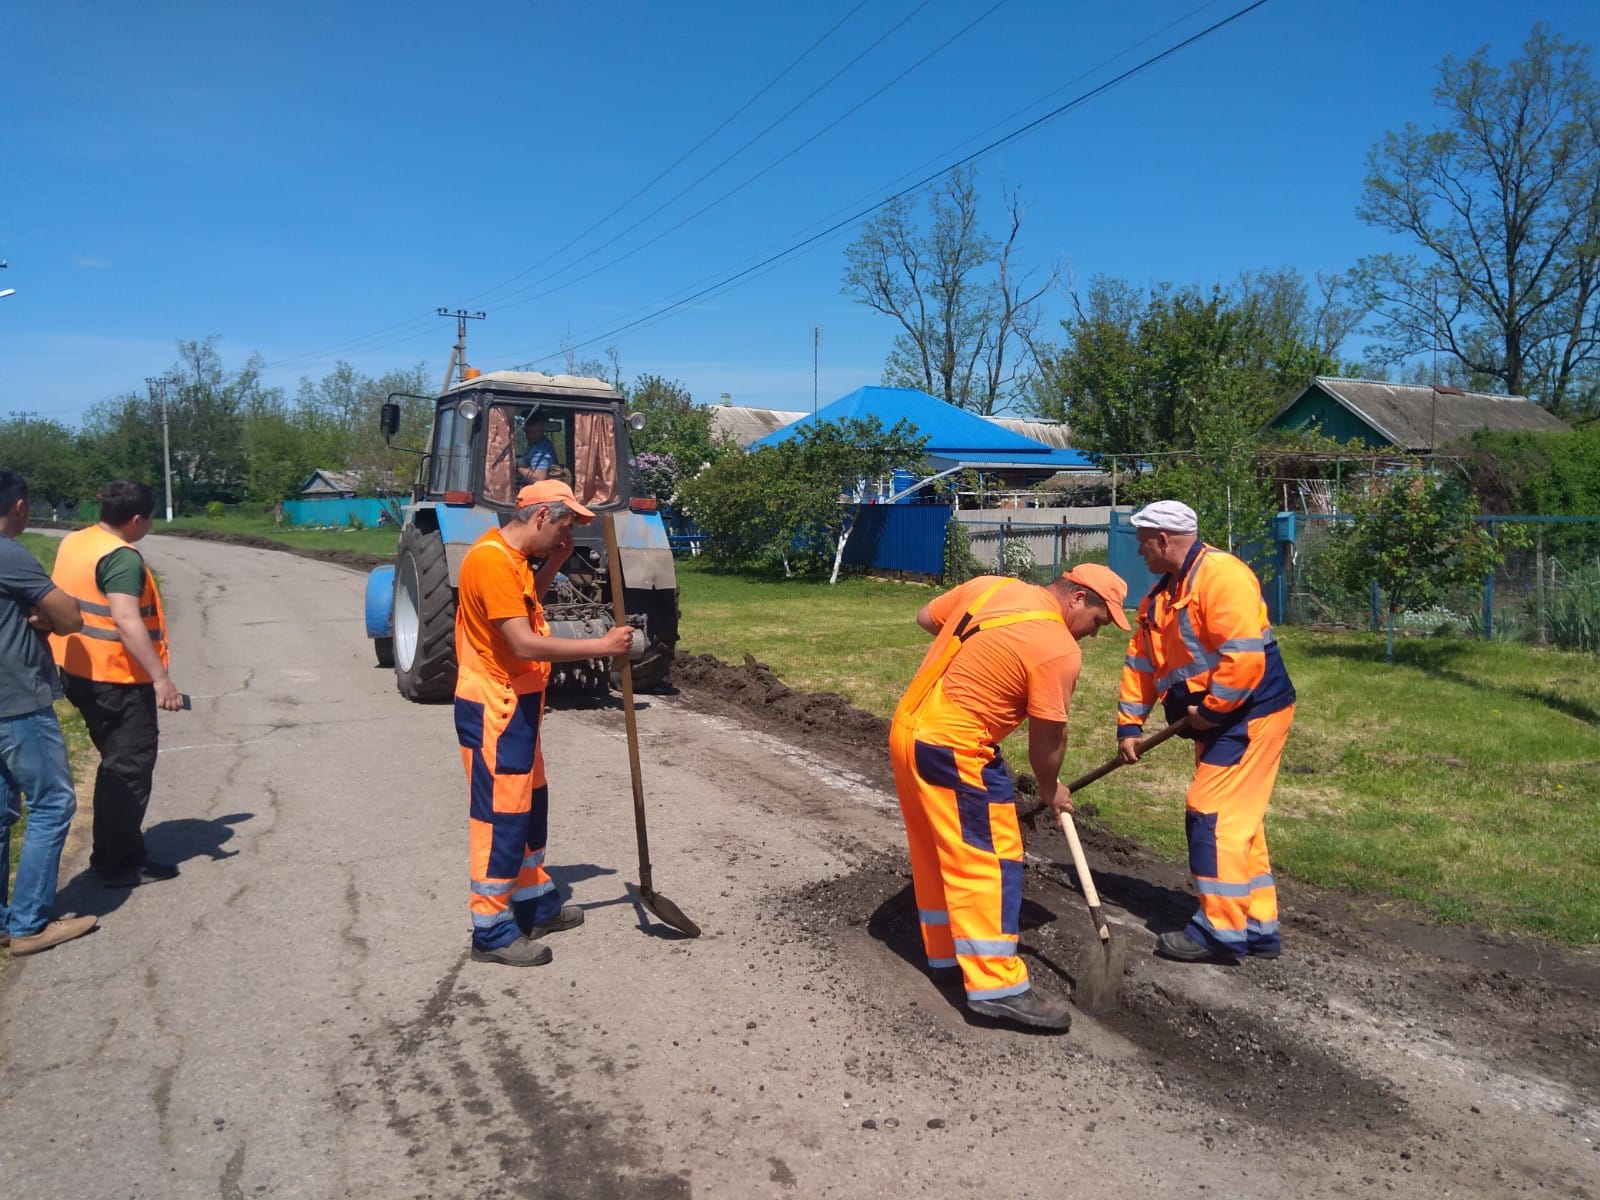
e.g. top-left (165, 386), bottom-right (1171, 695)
top-left (1131, 500), bottom-right (1198, 534)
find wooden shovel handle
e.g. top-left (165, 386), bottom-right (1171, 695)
top-left (1018, 714), bottom-right (1193, 822)
top-left (602, 514), bottom-right (652, 887)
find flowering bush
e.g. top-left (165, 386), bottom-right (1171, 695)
top-left (633, 451), bottom-right (679, 503)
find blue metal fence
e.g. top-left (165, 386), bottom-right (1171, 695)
top-left (840, 504), bottom-right (949, 575)
top-left (282, 497), bottom-right (397, 528)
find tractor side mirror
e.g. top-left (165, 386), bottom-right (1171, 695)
top-left (379, 402), bottom-right (400, 442)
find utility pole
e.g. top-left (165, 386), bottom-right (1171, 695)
top-left (813, 326), bottom-right (820, 414)
top-left (10, 410), bottom-right (39, 429)
top-left (146, 376), bottom-right (175, 522)
top-left (437, 308), bottom-right (486, 392)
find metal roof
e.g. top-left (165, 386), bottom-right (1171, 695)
top-left (984, 416), bottom-right (1073, 448)
top-left (749, 386), bottom-right (1092, 470)
top-left (708, 405), bottom-right (808, 447)
top-left (442, 370), bottom-right (624, 401)
top-left (1271, 376), bottom-right (1569, 451)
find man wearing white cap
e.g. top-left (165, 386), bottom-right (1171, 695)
top-left (890, 561), bottom-right (1131, 1031)
top-left (1117, 500), bottom-right (1296, 964)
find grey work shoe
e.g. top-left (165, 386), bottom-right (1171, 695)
top-left (471, 935), bottom-right (553, 967)
top-left (8, 915), bottom-right (98, 957)
top-left (967, 988), bottom-right (1073, 1031)
top-left (528, 904), bottom-right (585, 939)
top-left (1154, 929), bottom-right (1239, 964)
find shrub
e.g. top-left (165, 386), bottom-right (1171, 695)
top-left (1546, 565), bottom-right (1600, 653)
top-left (942, 519), bottom-right (984, 584)
top-left (998, 535), bottom-right (1035, 579)
top-left (204, 501), bottom-right (226, 520)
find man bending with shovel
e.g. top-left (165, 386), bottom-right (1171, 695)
top-left (1116, 500), bottom-right (1296, 964)
top-left (890, 563), bottom-right (1129, 1031)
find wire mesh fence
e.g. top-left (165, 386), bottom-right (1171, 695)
top-left (1286, 515), bottom-right (1600, 651)
top-left (960, 519), bottom-right (1110, 580)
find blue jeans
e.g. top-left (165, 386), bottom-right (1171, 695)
top-left (0, 706), bottom-right (78, 938)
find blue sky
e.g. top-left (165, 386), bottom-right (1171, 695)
top-left (3, 0), bottom-right (1596, 427)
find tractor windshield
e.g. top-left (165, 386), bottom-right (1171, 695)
top-left (483, 403), bottom-right (623, 510)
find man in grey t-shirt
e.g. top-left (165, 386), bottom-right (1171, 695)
top-left (0, 471), bottom-right (96, 956)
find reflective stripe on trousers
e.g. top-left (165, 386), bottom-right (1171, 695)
top-left (890, 677), bottom-right (1028, 1001)
top-left (456, 670), bottom-right (562, 951)
top-left (1183, 705), bottom-right (1293, 956)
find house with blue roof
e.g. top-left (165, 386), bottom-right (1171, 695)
top-left (748, 386), bottom-right (1092, 491)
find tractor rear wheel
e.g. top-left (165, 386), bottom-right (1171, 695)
top-left (393, 526), bottom-right (457, 702)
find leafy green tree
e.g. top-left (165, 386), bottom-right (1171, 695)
top-left (790, 417), bottom-right (928, 583)
top-left (625, 374), bottom-right (733, 478)
top-left (0, 417), bottom-right (91, 511)
top-left (842, 166), bottom-right (1056, 414)
top-left (1353, 24), bottom-right (1600, 418)
top-left (1325, 468), bottom-right (1508, 661)
top-left (1028, 271), bottom-right (1348, 459)
top-left (677, 417), bottom-right (928, 581)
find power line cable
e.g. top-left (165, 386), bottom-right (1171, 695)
top-left (507, 1), bottom-right (1226, 364)
top-left (480, 0), bottom-right (950, 313)
top-left (466, 0), bottom-right (877, 310)
top-left (262, 0), bottom-right (880, 372)
top-left (510, 0), bottom-right (1272, 366)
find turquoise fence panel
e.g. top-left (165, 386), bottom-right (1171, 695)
top-left (283, 497), bottom-right (395, 528)
top-left (1109, 510), bottom-right (1160, 601)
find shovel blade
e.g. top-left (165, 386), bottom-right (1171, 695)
top-left (627, 881), bottom-right (702, 938)
top-left (1072, 931), bottom-right (1128, 1015)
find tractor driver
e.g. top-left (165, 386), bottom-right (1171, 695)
top-left (517, 413), bottom-right (558, 483)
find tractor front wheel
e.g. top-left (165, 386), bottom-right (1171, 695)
top-left (393, 526), bottom-right (457, 702)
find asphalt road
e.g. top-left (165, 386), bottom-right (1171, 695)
top-left (2, 535), bottom-right (1595, 1199)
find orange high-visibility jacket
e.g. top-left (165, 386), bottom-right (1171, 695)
top-left (51, 525), bottom-right (169, 684)
top-left (1117, 543), bottom-right (1294, 739)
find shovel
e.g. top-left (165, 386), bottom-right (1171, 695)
top-left (1027, 715), bottom-right (1193, 1013)
top-left (603, 514), bottom-right (701, 938)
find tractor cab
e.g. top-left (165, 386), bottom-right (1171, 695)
top-left (366, 372), bottom-right (677, 701)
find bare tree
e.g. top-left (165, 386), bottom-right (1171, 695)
top-left (842, 167), bottom-right (1058, 414)
top-left (1354, 24), bottom-right (1600, 417)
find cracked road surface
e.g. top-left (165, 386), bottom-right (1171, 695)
top-left (2, 535), bottom-right (1597, 1198)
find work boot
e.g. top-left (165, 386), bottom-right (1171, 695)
top-left (1248, 942), bottom-right (1282, 960)
top-left (101, 860), bottom-right (180, 888)
top-left (967, 988), bottom-right (1073, 1031)
top-left (1154, 929), bottom-right (1239, 964)
top-left (8, 915), bottom-right (98, 957)
top-left (928, 965), bottom-right (963, 988)
top-left (527, 904), bottom-right (585, 939)
top-left (471, 935), bottom-right (553, 967)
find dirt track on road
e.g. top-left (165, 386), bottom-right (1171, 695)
top-left (8, 531), bottom-right (1588, 1198)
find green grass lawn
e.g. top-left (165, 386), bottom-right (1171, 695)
top-left (676, 559), bottom-right (1600, 944)
top-left (157, 512), bottom-right (400, 557)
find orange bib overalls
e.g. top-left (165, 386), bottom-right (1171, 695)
top-left (889, 582), bottom-right (1063, 1001)
top-left (456, 540), bottom-right (561, 952)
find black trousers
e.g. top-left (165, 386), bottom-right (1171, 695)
top-left (61, 673), bottom-right (159, 873)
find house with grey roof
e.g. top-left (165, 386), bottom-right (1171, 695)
top-left (1265, 376), bottom-right (1569, 452)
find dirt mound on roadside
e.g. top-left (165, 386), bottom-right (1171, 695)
top-left (672, 652), bottom-right (891, 762)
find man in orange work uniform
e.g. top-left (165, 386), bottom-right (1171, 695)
top-left (455, 480), bottom-right (635, 967)
top-left (1116, 500), bottom-right (1296, 964)
top-left (890, 563), bottom-right (1130, 1032)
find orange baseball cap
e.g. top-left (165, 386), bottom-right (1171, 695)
top-left (1061, 562), bottom-right (1132, 630)
top-left (516, 480), bottom-right (595, 524)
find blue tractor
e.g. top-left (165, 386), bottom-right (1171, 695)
top-left (364, 371), bottom-right (679, 701)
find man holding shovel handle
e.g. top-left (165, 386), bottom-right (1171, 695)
top-left (889, 562), bottom-right (1130, 1032)
top-left (1117, 500), bottom-right (1296, 965)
